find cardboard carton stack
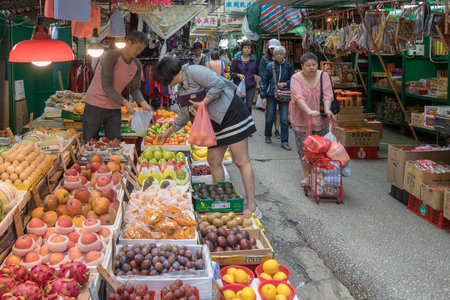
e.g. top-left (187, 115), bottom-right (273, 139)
top-left (387, 144), bottom-right (450, 222)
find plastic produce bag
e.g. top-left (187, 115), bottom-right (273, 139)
top-left (188, 102), bottom-right (217, 147)
top-left (324, 123), bottom-right (337, 143)
top-left (131, 110), bottom-right (153, 137)
top-left (255, 95), bottom-right (264, 109)
top-left (304, 135), bottom-right (331, 154)
top-left (327, 143), bottom-right (350, 167)
top-left (342, 161), bottom-right (351, 177)
top-left (236, 80), bottom-right (246, 98)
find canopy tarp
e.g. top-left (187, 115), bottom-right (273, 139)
top-left (139, 5), bottom-right (205, 40)
top-left (246, 4), bottom-right (307, 35)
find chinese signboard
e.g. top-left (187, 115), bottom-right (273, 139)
top-left (225, 0), bottom-right (252, 13)
top-left (195, 16), bottom-right (219, 28)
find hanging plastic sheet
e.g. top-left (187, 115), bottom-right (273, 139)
top-left (139, 6), bottom-right (205, 57)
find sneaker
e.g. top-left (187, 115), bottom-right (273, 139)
top-left (265, 137), bottom-right (272, 144)
top-left (274, 130), bottom-right (281, 139)
top-left (281, 143), bottom-right (291, 150)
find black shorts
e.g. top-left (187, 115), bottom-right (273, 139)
top-left (210, 93), bottom-right (257, 148)
top-left (82, 103), bottom-right (121, 142)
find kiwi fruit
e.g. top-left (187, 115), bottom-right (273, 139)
top-left (198, 214), bottom-right (207, 221)
top-left (211, 212), bottom-right (222, 219)
top-left (235, 216), bottom-right (244, 225)
top-left (206, 214), bottom-right (215, 224)
top-left (206, 225), bottom-right (217, 230)
top-left (199, 221), bottom-right (209, 229)
top-left (226, 220), bottom-right (238, 229)
top-left (212, 219), bottom-right (224, 228)
top-left (226, 212), bottom-right (236, 219)
top-left (221, 215), bottom-right (231, 223)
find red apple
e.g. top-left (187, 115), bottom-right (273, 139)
top-left (72, 164), bottom-right (82, 173)
top-left (65, 168), bottom-right (79, 177)
top-left (74, 186), bottom-right (90, 203)
top-left (91, 154), bottom-right (102, 163)
top-left (97, 176), bottom-right (111, 187)
top-left (90, 162), bottom-right (101, 173)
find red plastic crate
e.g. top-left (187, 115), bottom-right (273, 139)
top-left (407, 195), bottom-right (450, 229)
top-left (345, 147), bottom-right (378, 159)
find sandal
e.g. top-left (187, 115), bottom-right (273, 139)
top-left (300, 178), bottom-right (309, 187)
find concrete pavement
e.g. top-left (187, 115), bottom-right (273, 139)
top-left (228, 109), bottom-right (450, 300)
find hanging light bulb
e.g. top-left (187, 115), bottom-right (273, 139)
top-left (9, 17), bottom-right (74, 65)
top-left (87, 28), bottom-right (104, 58)
top-left (32, 61), bottom-right (51, 67)
top-left (115, 37), bottom-right (126, 49)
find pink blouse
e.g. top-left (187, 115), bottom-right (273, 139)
top-left (290, 71), bottom-right (333, 132)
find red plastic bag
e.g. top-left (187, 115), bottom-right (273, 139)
top-left (188, 103), bottom-right (217, 147)
top-left (326, 142), bottom-right (350, 166)
top-left (304, 135), bottom-right (332, 154)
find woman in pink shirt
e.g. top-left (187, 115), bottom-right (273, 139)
top-left (290, 53), bottom-right (333, 186)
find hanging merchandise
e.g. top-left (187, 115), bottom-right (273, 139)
top-left (139, 5), bottom-right (205, 58)
top-left (71, 3), bottom-right (101, 39)
top-left (54, 0), bottom-right (91, 22)
top-left (110, 8), bottom-right (126, 37)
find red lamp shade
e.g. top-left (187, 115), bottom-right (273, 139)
top-left (9, 25), bottom-right (74, 63)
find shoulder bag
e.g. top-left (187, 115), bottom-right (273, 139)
top-left (319, 71), bottom-right (340, 115)
top-left (271, 62), bottom-right (291, 103)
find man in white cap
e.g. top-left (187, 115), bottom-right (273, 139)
top-left (259, 39), bottom-right (282, 139)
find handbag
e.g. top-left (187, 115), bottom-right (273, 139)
top-left (271, 62), bottom-right (291, 103)
top-left (319, 71), bottom-right (340, 115)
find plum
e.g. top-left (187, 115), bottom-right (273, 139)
top-left (141, 259), bottom-right (152, 270)
top-left (249, 237), bottom-right (257, 246)
top-left (226, 234), bottom-right (237, 246)
top-left (241, 230), bottom-right (250, 240)
top-left (196, 250), bottom-right (202, 259)
top-left (214, 247), bottom-right (224, 252)
top-left (217, 227), bottom-right (229, 237)
top-left (217, 236), bottom-right (227, 248)
top-left (185, 249), bottom-right (193, 259)
top-left (240, 239), bottom-right (250, 250)
top-left (207, 231), bottom-right (218, 243)
top-left (205, 240), bottom-right (215, 252)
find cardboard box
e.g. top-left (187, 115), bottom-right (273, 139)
top-left (403, 161), bottom-right (450, 199)
top-left (336, 119), bottom-right (364, 128)
top-left (336, 113), bottom-right (364, 128)
top-left (339, 106), bottom-right (363, 114)
top-left (387, 145), bottom-right (450, 189)
top-left (444, 189), bottom-right (450, 220)
top-left (193, 182), bottom-right (244, 213)
top-left (363, 120), bottom-right (383, 138)
top-left (206, 229), bottom-right (274, 266)
top-left (336, 127), bottom-right (380, 147)
top-left (111, 244), bottom-right (214, 299)
top-left (410, 113), bottom-right (425, 127)
top-left (420, 184), bottom-right (450, 210)
top-left (15, 99), bottom-right (28, 134)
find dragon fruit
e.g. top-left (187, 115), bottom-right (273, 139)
top-left (44, 278), bottom-right (80, 298)
top-left (0, 275), bottom-right (17, 297)
top-left (3, 280), bottom-right (42, 300)
top-left (58, 262), bottom-right (90, 285)
top-left (0, 265), bottom-right (29, 283)
top-left (1, 296), bottom-right (24, 300)
top-left (44, 294), bottom-right (76, 300)
top-left (27, 264), bottom-right (56, 287)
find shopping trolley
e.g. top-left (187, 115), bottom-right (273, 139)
top-left (302, 116), bottom-right (345, 204)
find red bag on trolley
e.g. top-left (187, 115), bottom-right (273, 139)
top-left (188, 102), bottom-right (217, 147)
top-left (304, 135), bottom-right (332, 154)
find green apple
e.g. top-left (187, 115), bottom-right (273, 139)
top-left (158, 158), bottom-right (167, 164)
top-left (139, 157), bottom-right (148, 164)
top-left (164, 123), bottom-right (170, 129)
top-left (144, 151), bottom-right (153, 161)
top-left (163, 151), bottom-right (173, 161)
top-left (154, 151), bottom-right (163, 160)
top-left (154, 146), bottom-right (163, 152)
top-left (149, 158), bottom-right (158, 164)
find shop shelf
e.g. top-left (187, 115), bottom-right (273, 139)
top-left (405, 93), bottom-right (448, 104)
top-left (371, 87), bottom-right (402, 95)
top-left (376, 115), bottom-right (402, 124)
top-left (407, 195), bottom-right (450, 229)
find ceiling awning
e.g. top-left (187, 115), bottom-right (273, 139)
top-left (253, 0), bottom-right (350, 8)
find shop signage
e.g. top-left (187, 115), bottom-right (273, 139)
top-left (225, 0), bottom-right (252, 13)
top-left (195, 16), bottom-right (219, 28)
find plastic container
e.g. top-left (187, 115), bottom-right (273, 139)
top-left (220, 266), bottom-right (255, 287)
top-left (221, 284), bottom-right (246, 294)
top-left (255, 264), bottom-right (291, 282)
top-left (257, 280), bottom-right (296, 300)
top-left (407, 195), bottom-right (450, 229)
